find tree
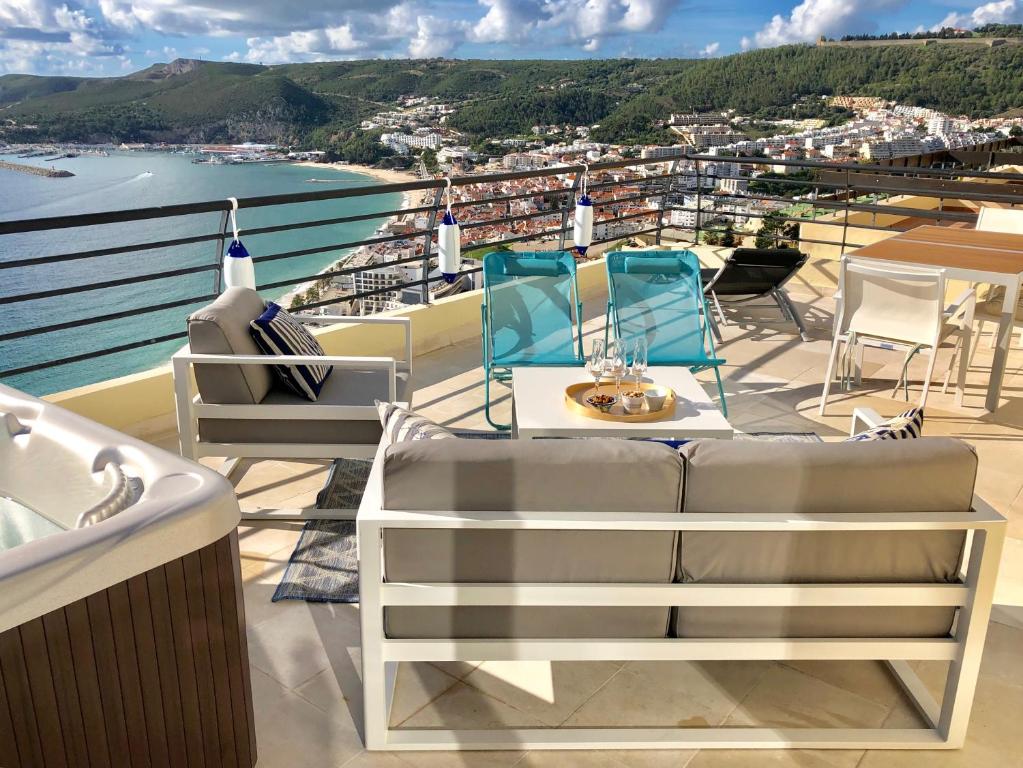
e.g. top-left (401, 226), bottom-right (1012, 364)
top-left (420, 148), bottom-right (440, 174)
top-left (755, 211), bottom-right (797, 249)
top-left (1010, 125), bottom-right (1023, 137)
top-left (720, 222), bottom-right (737, 248)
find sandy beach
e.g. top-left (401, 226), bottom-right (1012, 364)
top-left (279, 161), bottom-right (430, 310)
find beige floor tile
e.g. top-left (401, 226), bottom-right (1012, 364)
top-left (463, 660), bottom-right (624, 726)
top-left (395, 750), bottom-right (524, 767)
top-left (866, 675), bottom-right (1023, 766)
top-left (397, 681), bottom-right (548, 730)
top-left (237, 522), bottom-right (304, 559)
top-left (248, 600), bottom-right (362, 690)
top-left (296, 657), bottom-right (461, 728)
top-left (564, 661), bottom-right (768, 729)
top-left (777, 662), bottom-right (905, 710)
top-left (725, 665), bottom-right (889, 730)
top-left (684, 749), bottom-right (863, 768)
top-left (338, 751), bottom-right (412, 768)
top-left (251, 667), bottom-right (364, 768)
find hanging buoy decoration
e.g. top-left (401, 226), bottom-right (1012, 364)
top-left (437, 177), bottom-right (461, 284)
top-left (223, 196), bottom-right (256, 291)
top-left (573, 163), bottom-right (593, 257)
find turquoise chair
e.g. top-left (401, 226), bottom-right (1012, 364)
top-left (481, 251), bottom-right (584, 429)
top-left (605, 250), bottom-right (728, 416)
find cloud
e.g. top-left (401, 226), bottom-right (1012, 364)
top-left (699, 40), bottom-right (720, 56)
top-left (0, 0), bottom-right (126, 74)
top-left (935, 0), bottom-right (1023, 29)
top-left (745, 0), bottom-right (907, 48)
top-left (3, 0), bottom-right (684, 73)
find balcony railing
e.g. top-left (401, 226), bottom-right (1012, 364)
top-left (2, 153), bottom-right (1022, 395)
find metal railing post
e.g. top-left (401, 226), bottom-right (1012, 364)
top-left (656, 160), bottom-right (678, 245)
top-left (214, 209), bottom-right (230, 295)
top-left (559, 168), bottom-right (582, 252)
top-left (693, 160), bottom-right (703, 246)
top-left (419, 186), bottom-right (444, 305)
top-left (840, 168), bottom-right (852, 256)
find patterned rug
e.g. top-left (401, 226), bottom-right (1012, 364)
top-left (272, 431), bottom-right (822, 603)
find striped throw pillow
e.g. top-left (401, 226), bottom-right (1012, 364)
top-left (249, 302), bottom-right (332, 401)
top-left (846, 407), bottom-right (924, 442)
top-left (376, 401), bottom-right (455, 444)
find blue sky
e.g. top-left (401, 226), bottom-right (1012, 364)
top-left (1, 0), bottom-right (1020, 75)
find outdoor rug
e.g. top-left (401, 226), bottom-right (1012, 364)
top-left (272, 430), bottom-right (822, 603)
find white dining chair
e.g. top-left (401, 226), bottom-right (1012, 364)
top-left (972, 206), bottom-right (1023, 354)
top-left (820, 257), bottom-right (974, 414)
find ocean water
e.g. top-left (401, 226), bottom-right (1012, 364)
top-left (0, 152), bottom-right (402, 396)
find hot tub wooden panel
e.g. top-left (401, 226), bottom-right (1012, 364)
top-left (0, 530), bottom-right (255, 768)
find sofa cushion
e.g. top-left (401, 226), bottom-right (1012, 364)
top-left (673, 438), bottom-right (976, 639)
top-left (187, 287), bottom-right (272, 404)
top-left (198, 370), bottom-right (410, 445)
top-left (249, 302), bottom-right (332, 401)
top-left (382, 439), bottom-right (683, 640)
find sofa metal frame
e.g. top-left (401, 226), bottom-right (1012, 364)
top-left (172, 314), bottom-right (411, 520)
top-left (357, 440), bottom-right (1006, 751)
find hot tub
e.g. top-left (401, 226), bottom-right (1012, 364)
top-left (0, 383), bottom-right (256, 768)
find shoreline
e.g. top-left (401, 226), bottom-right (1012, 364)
top-left (279, 162), bottom-right (429, 311)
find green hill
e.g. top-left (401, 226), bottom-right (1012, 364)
top-left (2, 45), bottom-right (1022, 147)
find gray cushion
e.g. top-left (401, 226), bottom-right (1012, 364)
top-left (673, 438), bottom-right (977, 639)
top-left (382, 439), bottom-right (683, 640)
top-left (188, 287), bottom-right (272, 404)
top-left (198, 370), bottom-right (410, 445)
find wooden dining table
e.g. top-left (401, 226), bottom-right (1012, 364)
top-left (851, 225), bottom-right (1023, 411)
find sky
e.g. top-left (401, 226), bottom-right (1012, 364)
top-left (1, 0), bottom-right (1022, 76)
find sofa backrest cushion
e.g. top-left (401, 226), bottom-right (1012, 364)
top-left (674, 437), bottom-right (977, 639)
top-left (383, 438), bottom-right (684, 512)
top-left (187, 287), bottom-right (273, 405)
top-left (678, 437), bottom-right (976, 515)
top-left (381, 438), bottom-right (684, 640)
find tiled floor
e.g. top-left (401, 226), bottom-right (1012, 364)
top-left (150, 287), bottom-right (1023, 768)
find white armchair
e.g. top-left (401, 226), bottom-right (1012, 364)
top-left (172, 288), bottom-right (412, 520)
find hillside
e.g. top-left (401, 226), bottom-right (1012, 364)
top-left (2, 44), bottom-right (1022, 147)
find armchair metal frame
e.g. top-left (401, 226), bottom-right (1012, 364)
top-left (172, 314), bottom-right (411, 520)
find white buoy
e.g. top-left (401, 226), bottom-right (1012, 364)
top-left (223, 196), bottom-right (256, 290)
top-left (573, 164), bottom-right (593, 257)
top-left (437, 178), bottom-right (461, 283)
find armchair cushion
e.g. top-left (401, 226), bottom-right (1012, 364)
top-left (187, 287), bottom-right (272, 404)
top-left (198, 370), bottom-right (411, 446)
top-left (249, 302), bottom-right (332, 401)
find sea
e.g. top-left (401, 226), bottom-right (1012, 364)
top-left (0, 151), bottom-right (402, 397)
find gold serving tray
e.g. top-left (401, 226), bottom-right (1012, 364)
top-left (564, 381), bottom-right (676, 422)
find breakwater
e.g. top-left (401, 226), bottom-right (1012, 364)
top-left (0, 160), bottom-right (74, 178)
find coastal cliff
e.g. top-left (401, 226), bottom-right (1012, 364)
top-left (0, 160), bottom-right (74, 178)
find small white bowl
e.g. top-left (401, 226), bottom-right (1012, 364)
top-left (621, 392), bottom-right (646, 414)
top-left (644, 386), bottom-right (669, 412)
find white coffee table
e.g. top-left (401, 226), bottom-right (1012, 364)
top-left (511, 366), bottom-right (734, 440)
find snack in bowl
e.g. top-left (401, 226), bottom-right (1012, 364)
top-left (644, 385), bottom-right (669, 412)
top-left (585, 392), bottom-right (617, 413)
top-left (621, 390), bottom-right (646, 414)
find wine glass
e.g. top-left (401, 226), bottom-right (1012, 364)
top-left (607, 339), bottom-right (627, 397)
top-left (631, 337), bottom-right (648, 388)
top-left (587, 338), bottom-right (606, 396)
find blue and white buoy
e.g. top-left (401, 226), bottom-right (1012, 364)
top-left (573, 164), bottom-right (593, 257)
top-left (223, 196), bottom-right (256, 290)
top-left (437, 178), bottom-right (461, 283)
